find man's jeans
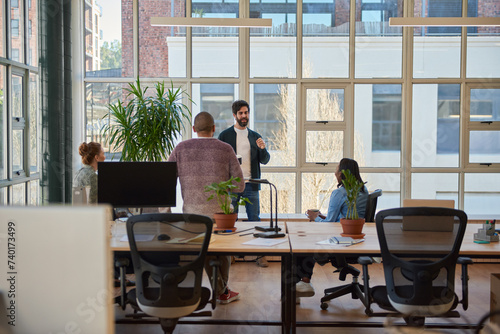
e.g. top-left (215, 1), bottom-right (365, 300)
top-left (232, 183), bottom-right (260, 221)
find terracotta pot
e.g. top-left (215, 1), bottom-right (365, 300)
top-left (213, 213), bottom-right (238, 229)
top-left (340, 218), bottom-right (365, 236)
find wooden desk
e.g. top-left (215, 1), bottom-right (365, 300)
top-left (110, 220), bottom-right (292, 334)
top-left (286, 221), bottom-right (500, 333)
top-left (286, 221), bottom-right (500, 257)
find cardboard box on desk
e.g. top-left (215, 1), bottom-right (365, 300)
top-left (491, 273), bottom-right (500, 325)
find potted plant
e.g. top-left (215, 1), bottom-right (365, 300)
top-left (101, 78), bottom-right (192, 162)
top-left (204, 176), bottom-right (251, 229)
top-left (340, 169), bottom-right (366, 237)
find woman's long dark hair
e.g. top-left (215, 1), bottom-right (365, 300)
top-left (337, 158), bottom-right (366, 192)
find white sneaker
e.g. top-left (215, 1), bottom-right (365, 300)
top-left (295, 281), bottom-right (315, 297)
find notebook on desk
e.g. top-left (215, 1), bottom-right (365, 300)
top-left (402, 199), bottom-right (455, 232)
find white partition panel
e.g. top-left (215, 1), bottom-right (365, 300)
top-left (0, 206), bottom-right (113, 334)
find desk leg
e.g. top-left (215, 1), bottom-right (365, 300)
top-left (290, 253), bottom-right (296, 334)
top-left (281, 253), bottom-right (292, 334)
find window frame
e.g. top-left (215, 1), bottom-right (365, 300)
top-left (77, 0), bottom-right (500, 215)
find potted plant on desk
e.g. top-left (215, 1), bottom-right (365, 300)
top-left (204, 176), bottom-right (251, 229)
top-left (340, 169), bottom-right (366, 238)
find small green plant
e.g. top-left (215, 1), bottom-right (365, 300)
top-left (204, 176), bottom-right (251, 214)
top-left (341, 169), bottom-right (364, 220)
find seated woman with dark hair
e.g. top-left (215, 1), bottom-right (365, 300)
top-left (73, 142), bottom-right (106, 204)
top-left (295, 158), bottom-right (368, 300)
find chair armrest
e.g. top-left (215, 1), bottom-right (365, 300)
top-left (457, 257), bottom-right (472, 311)
top-left (358, 256), bottom-right (374, 315)
top-left (115, 258), bottom-right (130, 311)
top-left (458, 257), bottom-right (473, 265)
top-left (209, 259), bottom-right (221, 309)
top-left (358, 256), bottom-right (373, 265)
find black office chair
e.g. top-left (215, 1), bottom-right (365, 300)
top-left (125, 213), bottom-right (218, 334)
top-left (358, 207), bottom-right (472, 326)
top-left (364, 189), bottom-right (382, 222)
top-left (320, 189), bottom-right (382, 310)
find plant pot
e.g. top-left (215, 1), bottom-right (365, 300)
top-left (340, 218), bottom-right (365, 238)
top-left (213, 213), bottom-right (238, 229)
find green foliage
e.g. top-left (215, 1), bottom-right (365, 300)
top-left (341, 169), bottom-right (364, 220)
top-left (192, 8), bottom-right (205, 18)
top-left (100, 40), bottom-right (122, 70)
top-left (204, 176), bottom-right (251, 215)
top-left (101, 78), bottom-right (192, 162)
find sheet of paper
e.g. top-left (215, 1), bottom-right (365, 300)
top-left (316, 238), bottom-right (364, 246)
top-left (120, 234), bottom-right (155, 242)
top-left (164, 233), bottom-right (214, 244)
top-left (242, 238), bottom-right (288, 247)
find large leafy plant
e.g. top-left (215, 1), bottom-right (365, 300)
top-left (204, 176), bottom-right (251, 214)
top-left (102, 78), bottom-right (192, 161)
top-left (341, 169), bottom-right (364, 220)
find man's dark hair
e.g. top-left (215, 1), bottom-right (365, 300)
top-left (193, 111), bottom-right (215, 133)
top-left (232, 100), bottom-right (250, 115)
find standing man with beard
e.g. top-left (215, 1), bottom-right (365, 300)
top-left (219, 100), bottom-right (271, 267)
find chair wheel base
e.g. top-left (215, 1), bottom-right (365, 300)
top-left (320, 302), bottom-right (329, 310)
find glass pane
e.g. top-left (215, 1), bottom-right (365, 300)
top-left (86, 0), bottom-right (130, 77)
top-left (12, 183), bottom-right (25, 205)
top-left (302, 0), bottom-right (349, 78)
top-left (359, 172), bottom-right (400, 211)
top-left (11, 0), bottom-right (24, 63)
top-left (252, 84), bottom-right (296, 167)
top-left (467, 0), bottom-right (500, 78)
top-left (355, 0), bottom-right (403, 78)
top-left (12, 74), bottom-right (23, 117)
top-left (0, 187), bottom-right (6, 205)
top-left (411, 173), bottom-right (458, 207)
top-left (301, 172), bottom-right (337, 213)
top-left (192, 1), bottom-right (238, 78)
top-left (413, 0), bottom-right (461, 78)
top-left (306, 88), bottom-right (344, 122)
top-left (191, 83), bottom-right (239, 138)
top-left (0, 66), bottom-right (5, 179)
top-left (354, 84), bottom-right (401, 167)
top-left (465, 173), bottom-right (500, 215)
top-left (412, 84), bottom-right (459, 167)
top-left (29, 73), bottom-right (38, 172)
top-left (27, 0), bottom-right (37, 66)
top-left (29, 179), bottom-right (39, 205)
top-left (470, 88), bottom-right (500, 122)
top-left (140, 0), bottom-right (186, 78)
top-left (469, 131), bottom-right (500, 163)
top-left (305, 131), bottom-right (343, 163)
top-left (261, 172), bottom-right (296, 213)
top-left (85, 83), bottom-right (128, 155)
top-left (13, 130), bottom-right (23, 172)
top-left (250, 0), bottom-right (296, 78)
top-left (0, 0), bottom-right (4, 57)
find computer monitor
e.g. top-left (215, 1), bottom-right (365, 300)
top-left (97, 161), bottom-right (177, 208)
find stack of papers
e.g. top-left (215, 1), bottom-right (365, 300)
top-left (317, 237), bottom-right (364, 246)
top-left (166, 233), bottom-right (214, 244)
top-left (120, 234), bottom-right (155, 242)
top-left (242, 238), bottom-right (288, 247)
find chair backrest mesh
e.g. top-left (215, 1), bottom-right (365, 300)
top-left (375, 207), bottom-right (467, 312)
top-left (127, 213), bottom-right (213, 310)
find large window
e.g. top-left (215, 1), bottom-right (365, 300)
top-left (80, 0), bottom-right (500, 216)
top-left (0, 0), bottom-right (40, 205)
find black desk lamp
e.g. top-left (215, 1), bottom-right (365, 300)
top-left (248, 179), bottom-right (285, 238)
